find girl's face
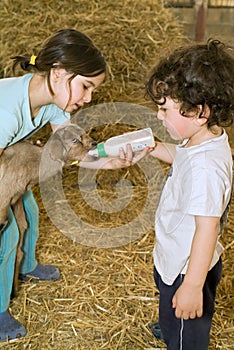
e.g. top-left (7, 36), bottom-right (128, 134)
top-left (157, 97), bottom-right (198, 140)
top-left (50, 69), bottom-right (105, 113)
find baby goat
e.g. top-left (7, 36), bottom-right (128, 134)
top-left (0, 124), bottom-right (96, 295)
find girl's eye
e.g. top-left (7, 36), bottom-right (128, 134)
top-left (83, 84), bottom-right (89, 90)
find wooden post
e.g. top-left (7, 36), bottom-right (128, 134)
top-left (195, 0), bottom-right (208, 42)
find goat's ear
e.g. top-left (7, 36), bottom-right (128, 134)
top-left (48, 134), bottom-right (66, 161)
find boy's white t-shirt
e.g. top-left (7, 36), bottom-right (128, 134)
top-left (154, 131), bottom-right (233, 285)
top-left (0, 73), bottom-right (70, 148)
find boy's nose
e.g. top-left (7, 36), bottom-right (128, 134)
top-left (157, 111), bottom-right (164, 120)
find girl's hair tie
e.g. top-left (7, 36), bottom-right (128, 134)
top-left (29, 55), bottom-right (37, 65)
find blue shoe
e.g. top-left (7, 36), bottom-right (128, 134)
top-left (0, 311), bottom-right (26, 342)
top-left (149, 322), bottom-right (164, 341)
top-left (19, 263), bottom-right (60, 282)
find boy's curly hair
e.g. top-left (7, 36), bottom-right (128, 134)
top-left (146, 39), bottom-right (234, 128)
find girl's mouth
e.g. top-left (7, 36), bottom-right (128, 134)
top-left (72, 103), bottom-right (82, 112)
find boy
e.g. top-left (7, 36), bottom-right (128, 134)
top-left (145, 39), bottom-right (234, 349)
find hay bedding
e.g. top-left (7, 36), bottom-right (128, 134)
top-left (0, 0), bottom-right (186, 104)
top-left (0, 0), bottom-right (233, 349)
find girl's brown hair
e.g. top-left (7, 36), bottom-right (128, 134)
top-left (12, 28), bottom-right (107, 95)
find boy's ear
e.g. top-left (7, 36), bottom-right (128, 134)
top-left (194, 105), bottom-right (210, 126)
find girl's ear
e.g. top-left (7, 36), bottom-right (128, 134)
top-left (194, 105), bottom-right (210, 126)
top-left (50, 67), bottom-right (61, 82)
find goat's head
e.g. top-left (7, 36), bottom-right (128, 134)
top-left (48, 124), bottom-right (97, 164)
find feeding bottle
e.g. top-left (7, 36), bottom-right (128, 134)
top-left (88, 128), bottom-right (155, 157)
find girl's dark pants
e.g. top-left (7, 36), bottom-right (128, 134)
top-left (153, 258), bottom-right (222, 350)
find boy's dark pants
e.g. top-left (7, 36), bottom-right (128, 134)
top-left (154, 258), bottom-right (222, 350)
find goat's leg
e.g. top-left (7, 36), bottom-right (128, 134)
top-left (11, 198), bottom-right (28, 297)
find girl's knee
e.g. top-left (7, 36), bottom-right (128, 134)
top-left (0, 208), bottom-right (19, 258)
top-left (22, 191), bottom-right (39, 217)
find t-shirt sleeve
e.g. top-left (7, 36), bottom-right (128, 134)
top-left (48, 106), bottom-right (70, 125)
top-left (0, 109), bottom-right (19, 148)
top-left (183, 166), bottom-right (228, 217)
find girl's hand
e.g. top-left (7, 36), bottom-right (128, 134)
top-left (78, 144), bottom-right (150, 169)
top-left (109, 144), bottom-right (150, 169)
top-left (34, 140), bottom-right (44, 147)
top-left (172, 282), bottom-right (203, 320)
top-left (29, 139), bottom-right (44, 147)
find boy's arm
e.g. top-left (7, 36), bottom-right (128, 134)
top-left (172, 215), bottom-right (220, 320)
top-left (150, 142), bottom-right (177, 164)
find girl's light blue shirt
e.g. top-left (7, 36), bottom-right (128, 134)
top-left (0, 73), bottom-right (70, 148)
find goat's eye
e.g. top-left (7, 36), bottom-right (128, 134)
top-left (72, 137), bottom-right (79, 144)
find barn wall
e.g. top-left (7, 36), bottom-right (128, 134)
top-left (167, 7), bottom-right (234, 42)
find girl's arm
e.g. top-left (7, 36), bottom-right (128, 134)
top-left (79, 145), bottom-right (150, 169)
top-left (172, 215), bottom-right (220, 320)
top-left (51, 121), bottom-right (177, 167)
top-left (79, 142), bottom-right (177, 170)
top-left (50, 120), bottom-right (71, 132)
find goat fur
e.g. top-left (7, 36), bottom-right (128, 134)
top-left (0, 124), bottom-right (95, 296)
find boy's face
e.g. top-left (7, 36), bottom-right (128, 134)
top-left (157, 97), bottom-right (197, 140)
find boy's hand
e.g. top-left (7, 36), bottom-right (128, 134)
top-left (172, 282), bottom-right (203, 320)
top-left (171, 216), bottom-right (219, 320)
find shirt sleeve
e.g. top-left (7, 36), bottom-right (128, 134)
top-left (183, 165), bottom-right (228, 217)
top-left (0, 109), bottom-right (19, 148)
top-left (47, 105), bottom-right (70, 125)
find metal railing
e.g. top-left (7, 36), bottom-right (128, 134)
top-left (209, 0), bottom-right (234, 7)
top-left (164, 0), bottom-right (194, 7)
top-left (164, 0), bottom-right (234, 7)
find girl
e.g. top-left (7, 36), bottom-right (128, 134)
top-left (0, 28), bottom-right (134, 342)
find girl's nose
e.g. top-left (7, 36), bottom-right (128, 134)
top-left (83, 91), bottom-right (92, 103)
